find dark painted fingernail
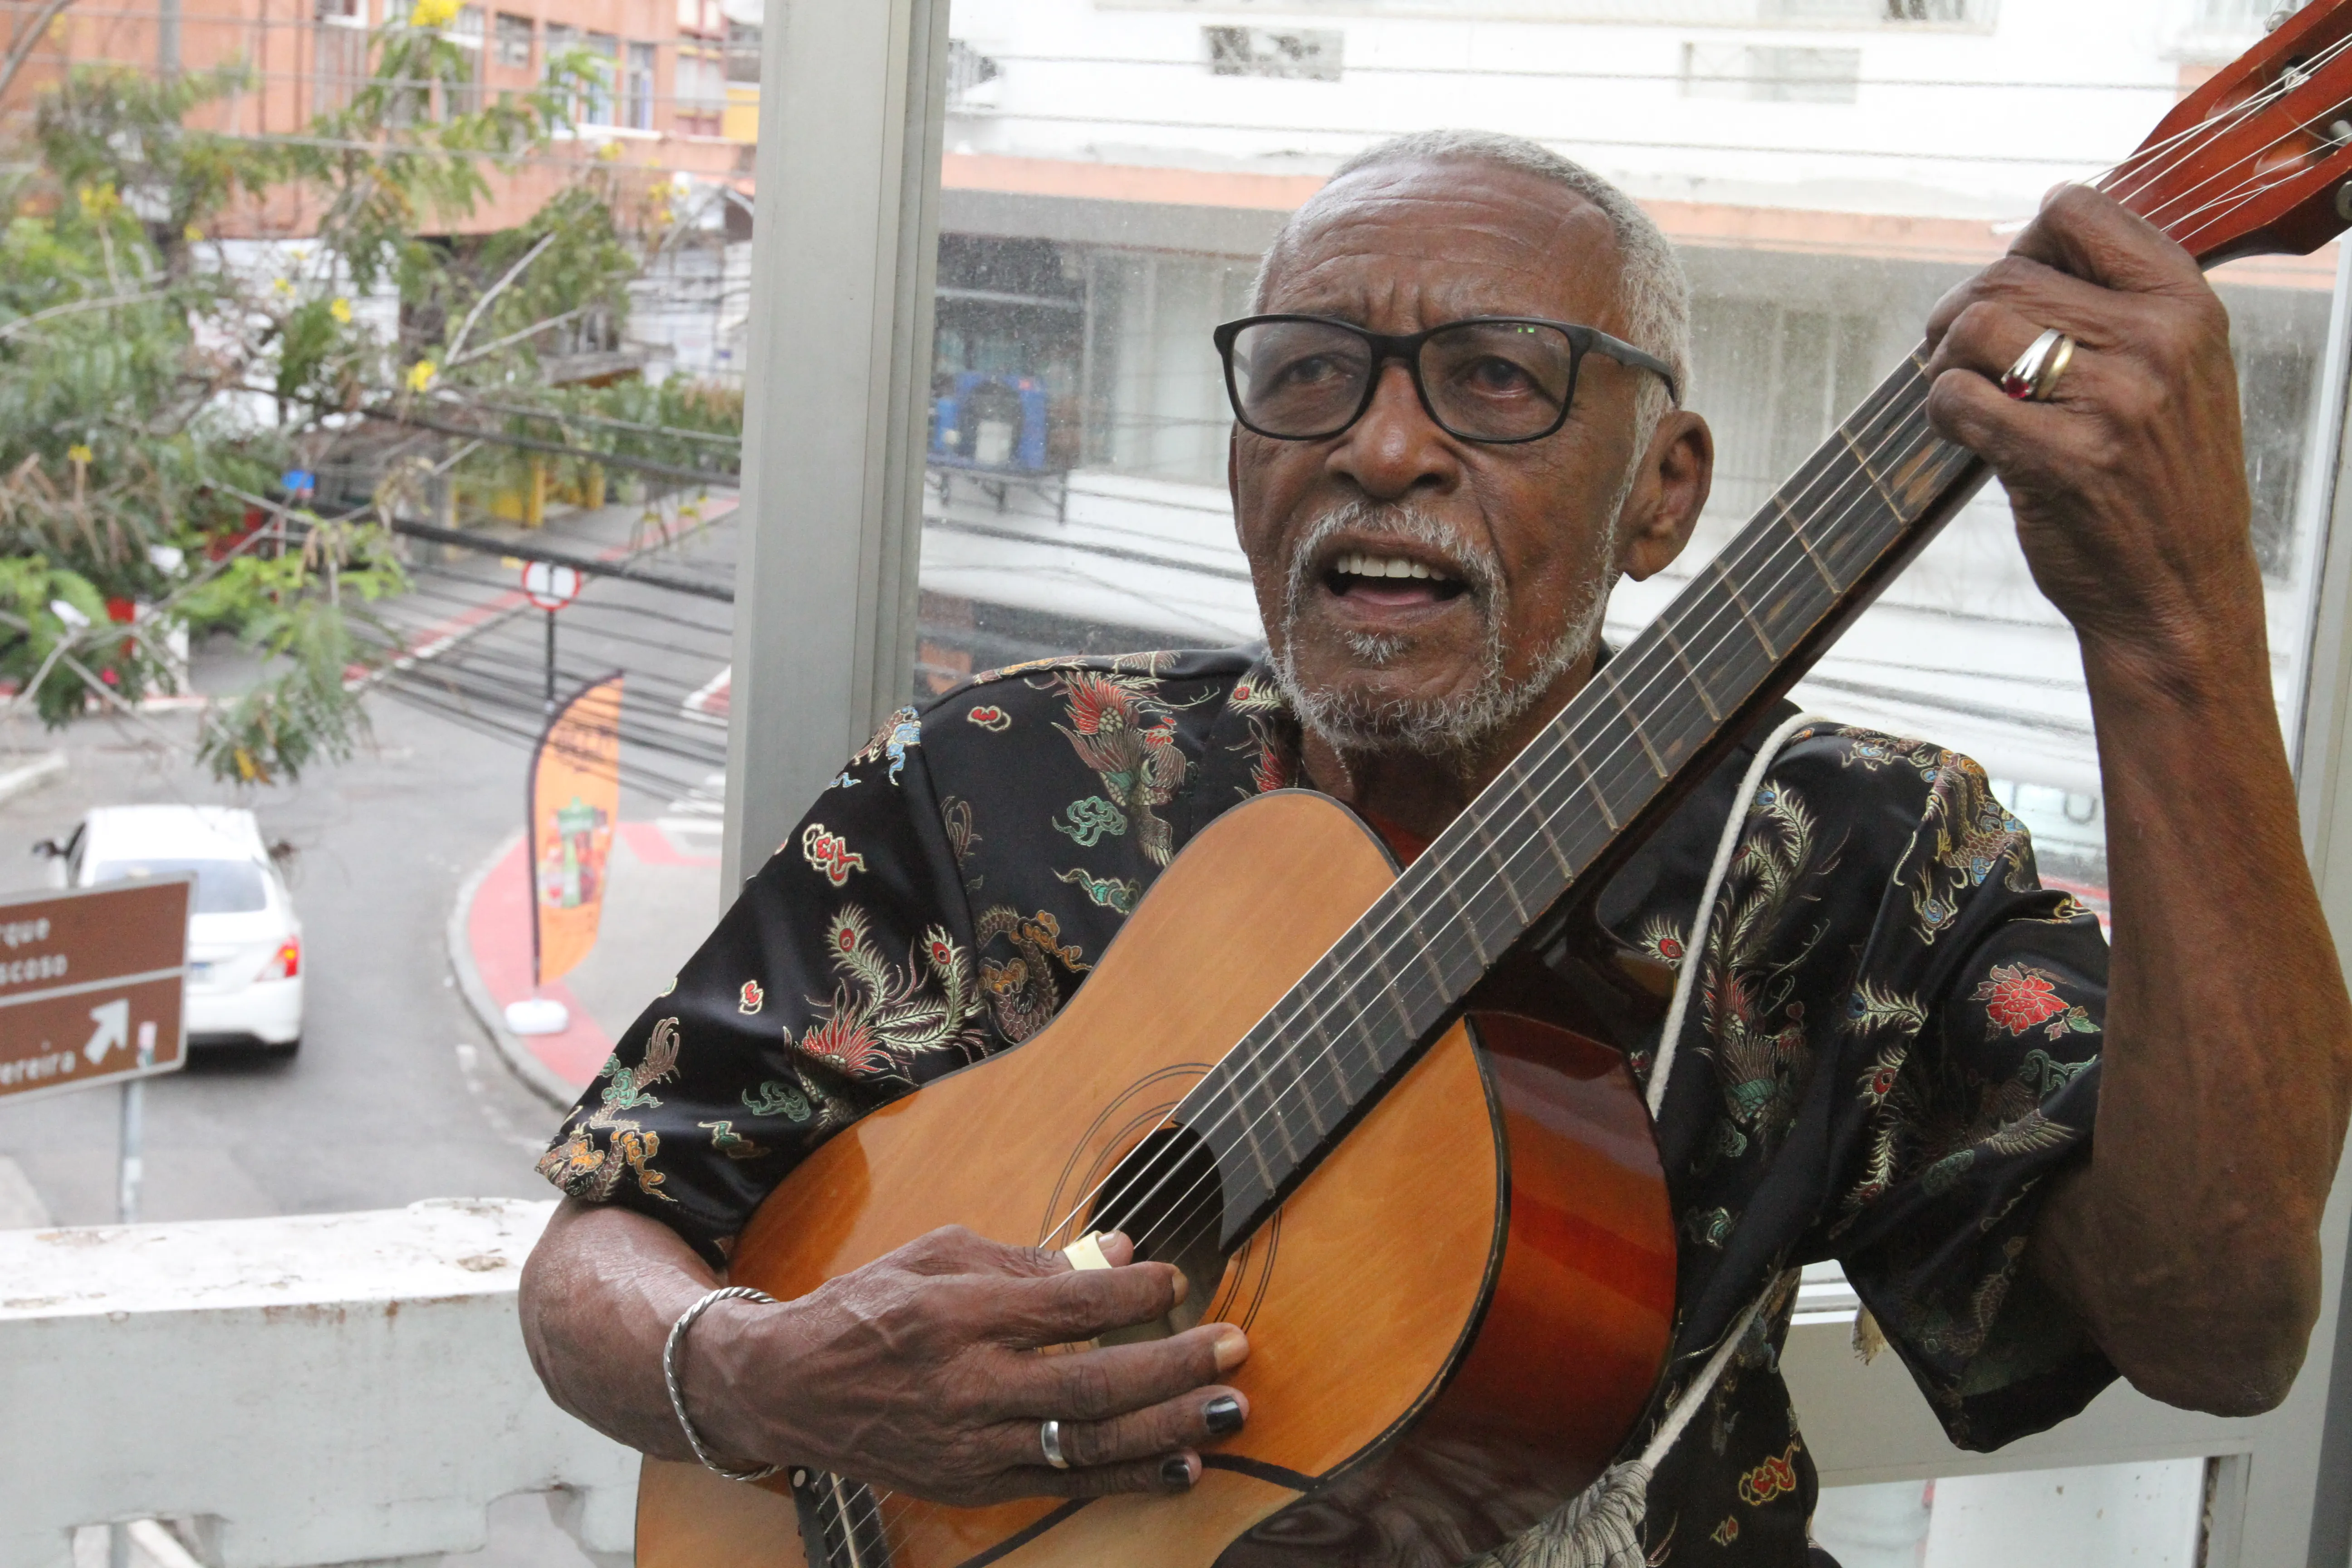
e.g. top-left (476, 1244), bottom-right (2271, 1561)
top-left (1204, 1396), bottom-right (1245, 1436)
top-left (1161, 1456), bottom-right (1194, 1489)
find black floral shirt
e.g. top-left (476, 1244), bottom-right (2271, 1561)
top-left (539, 648), bottom-right (2116, 1566)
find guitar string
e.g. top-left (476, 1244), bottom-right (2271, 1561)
top-left (1098, 374), bottom-right (1958, 1272)
top-left (822, 81), bottom-right (2352, 1548)
top-left (2108, 30), bottom-right (2352, 223)
top-left (844, 372), bottom-right (1973, 1561)
top-left (1047, 124), bottom-right (2348, 1278)
top-left (824, 126), bottom-right (2318, 1568)
top-left (2129, 59), bottom-right (2352, 236)
top-left (823, 370), bottom-right (1971, 1568)
top-left (1035, 75), bottom-right (2352, 1269)
top-left (806, 78), bottom-right (2337, 1558)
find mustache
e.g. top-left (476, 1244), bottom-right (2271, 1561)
top-left (1278, 500), bottom-right (1502, 628)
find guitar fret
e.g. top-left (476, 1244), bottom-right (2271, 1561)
top-left (1468, 808), bottom-right (1535, 925)
top-left (1708, 557), bottom-right (1780, 660)
top-left (1600, 667), bottom-right (1670, 778)
top-left (1566, 737), bottom-right (1622, 830)
top-left (1659, 622), bottom-right (1723, 723)
top-left (1429, 859), bottom-right (1493, 968)
top-left (1287, 1020), bottom-right (1334, 1138)
top-left (1221, 1076), bottom-right (1280, 1199)
top-left (1837, 425), bottom-right (1910, 519)
top-left (1772, 495), bottom-right (1842, 593)
top-left (1510, 764), bottom-right (1577, 878)
top-left (1251, 1039), bottom-right (1309, 1167)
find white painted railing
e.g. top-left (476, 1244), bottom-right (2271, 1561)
top-left (0, 1200), bottom-right (637, 1568)
top-left (0, 1196), bottom-right (2281, 1566)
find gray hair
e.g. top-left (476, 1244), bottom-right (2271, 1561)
top-left (1252, 130), bottom-right (1690, 447)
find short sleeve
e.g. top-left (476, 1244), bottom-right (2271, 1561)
top-left (1824, 771), bottom-right (2117, 1450)
top-left (535, 710), bottom-right (991, 1266)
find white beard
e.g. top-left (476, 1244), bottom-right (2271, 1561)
top-left (1266, 497), bottom-right (1616, 768)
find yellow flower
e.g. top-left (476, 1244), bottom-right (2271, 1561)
top-left (183, 224), bottom-right (205, 244)
top-left (652, 206), bottom-right (672, 227)
top-left (595, 139), bottom-right (623, 162)
top-left (272, 277), bottom-right (294, 297)
top-left (76, 182), bottom-right (119, 221)
top-left (407, 360), bottom-right (437, 392)
top-left (329, 297), bottom-right (353, 324)
top-left (409, 0), bottom-right (459, 27)
top-left (65, 443), bottom-right (92, 465)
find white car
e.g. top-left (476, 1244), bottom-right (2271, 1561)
top-left (40, 805), bottom-right (303, 1053)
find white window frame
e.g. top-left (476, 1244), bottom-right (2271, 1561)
top-left (726, 12), bottom-right (2352, 1561)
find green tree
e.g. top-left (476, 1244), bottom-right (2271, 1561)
top-left (0, 7), bottom-right (646, 782)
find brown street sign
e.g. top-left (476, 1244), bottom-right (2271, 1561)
top-left (0, 878), bottom-right (190, 1104)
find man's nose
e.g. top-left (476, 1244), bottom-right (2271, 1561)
top-left (1328, 361), bottom-right (1460, 500)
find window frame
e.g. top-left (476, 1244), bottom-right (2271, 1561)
top-left (725, 10), bottom-right (2352, 1561)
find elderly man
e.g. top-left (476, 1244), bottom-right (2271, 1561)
top-left (519, 130), bottom-right (2352, 1564)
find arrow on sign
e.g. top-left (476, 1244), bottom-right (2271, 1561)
top-left (83, 999), bottom-right (128, 1065)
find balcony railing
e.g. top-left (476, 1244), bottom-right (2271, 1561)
top-left (0, 1194), bottom-right (2273, 1566)
top-left (0, 1200), bottom-right (636, 1568)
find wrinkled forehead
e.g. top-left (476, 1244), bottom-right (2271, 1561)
top-left (1257, 159), bottom-right (1628, 336)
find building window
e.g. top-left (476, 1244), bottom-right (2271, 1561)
top-left (1683, 43), bottom-right (1862, 103)
top-left (494, 13), bottom-right (532, 69)
top-left (725, 20), bottom-right (761, 83)
top-left (625, 41), bottom-right (656, 130)
top-left (1205, 26), bottom-right (1342, 82)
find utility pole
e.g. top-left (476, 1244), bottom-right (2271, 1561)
top-left (158, 0), bottom-right (179, 78)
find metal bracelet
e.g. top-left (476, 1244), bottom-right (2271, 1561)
top-left (663, 1285), bottom-right (782, 1483)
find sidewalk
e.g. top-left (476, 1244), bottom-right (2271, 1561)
top-left (452, 817), bottom-right (723, 1108)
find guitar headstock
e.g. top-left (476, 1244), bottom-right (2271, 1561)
top-left (2107, 0), bottom-right (2352, 267)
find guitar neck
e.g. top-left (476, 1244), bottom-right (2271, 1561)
top-left (1176, 346), bottom-right (1990, 1250)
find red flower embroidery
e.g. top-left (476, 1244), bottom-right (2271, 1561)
top-left (1736, 1441), bottom-right (1803, 1507)
top-left (967, 705), bottom-right (1010, 731)
top-left (801, 822), bottom-right (868, 887)
top-left (1972, 964), bottom-right (2069, 1036)
top-left (1657, 935), bottom-right (1685, 961)
top-left (738, 980), bottom-right (764, 1015)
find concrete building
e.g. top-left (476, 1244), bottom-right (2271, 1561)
top-left (0, 0), bottom-right (757, 235)
top-left (907, 0), bottom-right (2336, 912)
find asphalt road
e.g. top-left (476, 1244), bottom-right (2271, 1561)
top-left (0, 499), bottom-right (740, 1567)
top-left (0, 500), bottom-right (738, 1226)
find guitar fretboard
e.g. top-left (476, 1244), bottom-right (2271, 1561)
top-left (1170, 347), bottom-right (1989, 1248)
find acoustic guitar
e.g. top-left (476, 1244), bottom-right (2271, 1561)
top-left (640, 11), bottom-right (2352, 1563)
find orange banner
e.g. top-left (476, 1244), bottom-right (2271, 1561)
top-left (529, 674), bottom-right (623, 987)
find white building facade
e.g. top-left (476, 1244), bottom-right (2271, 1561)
top-left (912, 0), bottom-right (2334, 917)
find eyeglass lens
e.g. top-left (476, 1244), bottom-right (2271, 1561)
top-left (1227, 319), bottom-right (1582, 441)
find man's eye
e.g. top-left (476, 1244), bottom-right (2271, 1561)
top-left (1460, 357), bottom-right (1537, 395)
top-left (1273, 353), bottom-right (1352, 387)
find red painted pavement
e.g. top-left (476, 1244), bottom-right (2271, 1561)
top-left (469, 835), bottom-right (613, 1092)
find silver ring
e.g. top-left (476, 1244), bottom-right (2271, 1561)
top-left (1039, 1418), bottom-right (1071, 1470)
top-left (2001, 328), bottom-right (2074, 402)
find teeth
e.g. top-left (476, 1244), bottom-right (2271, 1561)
top-left (1337, 553), bottom-right (1439, 581)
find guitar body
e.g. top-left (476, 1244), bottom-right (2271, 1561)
top-left (637, 790), bottom-right (1676, 1568)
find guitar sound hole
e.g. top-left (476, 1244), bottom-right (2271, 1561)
top-left (1088, 1123), bottom-right (1229, 1340)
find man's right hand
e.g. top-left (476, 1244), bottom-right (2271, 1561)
top-left (682, 1225), bottom-right (1252, 1505)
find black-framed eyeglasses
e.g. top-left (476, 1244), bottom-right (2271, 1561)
top-left (1212, 314), bottom-right (1679, 445)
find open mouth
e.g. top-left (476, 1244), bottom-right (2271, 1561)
top-left (1322, 550), bottom-right (1472, 611)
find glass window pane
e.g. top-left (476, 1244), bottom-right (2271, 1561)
top-left (919, 0), bottom-right (2338, 929)
top-left (88, 858), bottom-right (269, 915)
top-left (915, 0), bottom-right (2338, 1542)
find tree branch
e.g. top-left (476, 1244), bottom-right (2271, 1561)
top-left (442, 230), bottom-right (555, 364)
top-left (0, 0), bottom-right (77, 107)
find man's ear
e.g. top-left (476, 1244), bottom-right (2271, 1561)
top-left (1616, 411), bottom-right (1712, 582)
